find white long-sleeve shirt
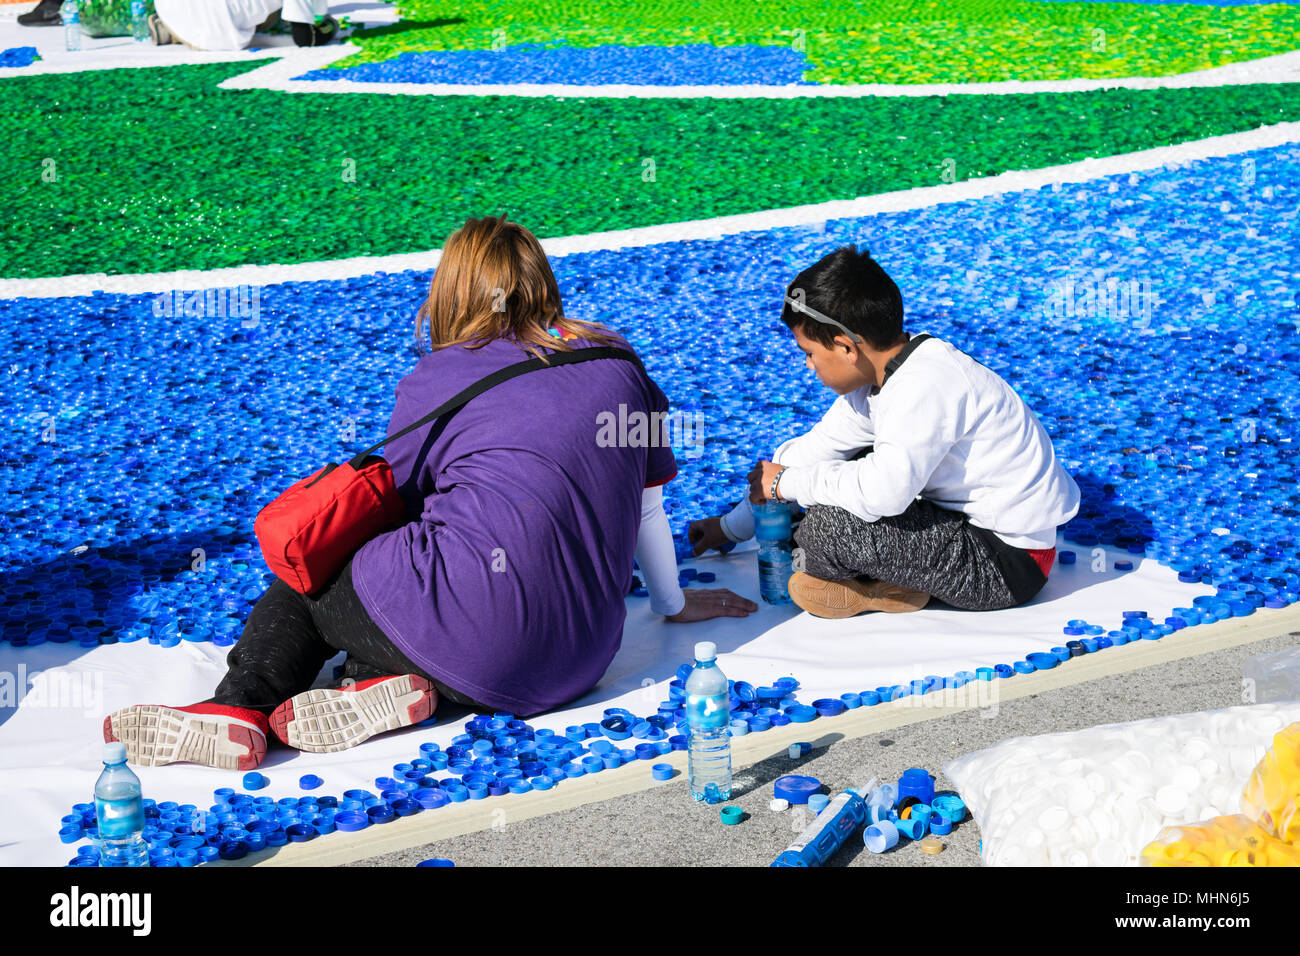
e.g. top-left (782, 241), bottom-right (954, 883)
top-left (636, 485), bottom-right (686, 616)
top-left (721, 334), bottom-right (1080, 550)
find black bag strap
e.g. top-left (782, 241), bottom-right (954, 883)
top-left (348, 346), bottom-right (643, 470)
top-left (881, 333), bottom-right (932, 388)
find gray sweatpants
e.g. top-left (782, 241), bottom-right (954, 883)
top-left (792, 499), bottom-right (1047, 611)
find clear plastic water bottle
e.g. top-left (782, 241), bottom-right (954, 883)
top-left (62, 0), bottom-right (81, 51)
top-left (94, 742), bottom-right (149, 867)
top-left (754, 501), bottom-right (793, 604)
top-left (131, 0), bottom-right (148, 42)
top-left (686, 641), bottom-right (731, 802)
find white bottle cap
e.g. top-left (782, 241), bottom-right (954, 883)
top-left (694, 642), bottom-right (716, 662)
top-left (103, 742), bottom-right (127, 764)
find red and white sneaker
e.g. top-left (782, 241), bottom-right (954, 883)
top-left (269, 675), bottom-right (437, 753)
top-left (103, 703), bottom-right (269, 771)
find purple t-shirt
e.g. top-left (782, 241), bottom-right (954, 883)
top-left (352, 334), bottom-right (676, 716)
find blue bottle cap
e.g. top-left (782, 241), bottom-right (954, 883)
top-left (1013, 660), bottom-right (1035, 674)
top-left (720, 805), bottom-right (744, 825)
top-left (600, 716), bottom-right (632, 739)
top-left (773, 775), bottom-right (821, 804)
top-left (728, 719), bottom-right (750, 736)
top-left (807, 793), bottom-right (831, 815)
top-left (994, 664), bottom-right (1014, 678)
top-left (863, 819), bottom-right (900, 853)
top-left (651, 763), bottom-right (674, 781)
top-left (392, 798), bottom-right (422, 816)
top-left (417, 858), bottom-right (456, 866)
top-left (931, 795), bottom-right (966, 823)
top-left (784, 704), bottom-right (818, 722)
top-left (286, 823), bottom-right (317, 842)
top-left (927, 813), bottom-right (953, 835)
top-left (1027, 652), bottom-right (1059, 670)
top-left (732, 680), bottom-right (756, 702)
top-left (242, 772), bottom-right (267, 790)
top-left (812, 698), bottom-right (846, 717)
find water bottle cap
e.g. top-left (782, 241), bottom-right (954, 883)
top-left (694, 642), bottom-right (716, 662)
top-left (103, 742), bottom-right (127, 764)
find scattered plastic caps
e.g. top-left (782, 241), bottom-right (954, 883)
top-left (920, 837), bottom-right (944, 855)
top-left (865, 783), bottom-right (898, 824)
top-left (720, 805), bottom-right (744, 825)
top-left (770, 798), bottom-right (789, 813)
top-left (299, 774), bottom-right (323, 790)
top-left (898, 768), bottom-right (935, 806)
top-left (1025, 652), bottom-right (1058, 670)
top-left (788, 741), bottom-right (811, 759)
top-left (243, 772), bottom-right (268, 791)
top-left (774, 775), bottom-right (821, 805)
top-left (651, 763), bottom-right (674, 781)
top-left (931, 795), bottom-right (967, 824)
top-left (864, 819), bottom-right (900, 853)
top-left (807, 793), bottom-right (830, 815)
top-left (895, 816), bottom-right (927, 840)
top-left (417, 858), bottom-right (455, 867)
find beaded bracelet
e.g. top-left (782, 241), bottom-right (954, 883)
top-left (771, 467), bottom-right (787, 502)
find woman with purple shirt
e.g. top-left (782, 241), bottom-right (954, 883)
top-left (103, 215), bottom-right (755, 770)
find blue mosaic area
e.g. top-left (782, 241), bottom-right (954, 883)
top-left (294, 42), bottom-right (817, 86)
top-left (2, 142), bottom-right (1299, 657)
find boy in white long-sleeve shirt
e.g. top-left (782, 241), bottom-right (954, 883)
top-left (690, 245), bottom-right (1080, 617)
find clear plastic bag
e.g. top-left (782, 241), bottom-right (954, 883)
top-left (78, 0), bottom-right (155, 38)
top-left (944, 703), bottom-right (1300, 866)
top-left (1141, 722), bottom-right (1300, 866)
top-left (1241, 721), bottom-right (1300, 843)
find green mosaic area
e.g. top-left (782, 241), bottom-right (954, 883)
top-left (336, 0), bottom-right (1300, 84)
top-left (5, 61), bottom-right (1300, 278)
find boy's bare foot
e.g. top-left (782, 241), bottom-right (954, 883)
top-left (788, 572), bottom-right (929, 619)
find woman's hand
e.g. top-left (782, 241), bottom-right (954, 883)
top-left (687, 515), bottom-right (731, 557)
top-left (666, 588), bottom-right (758, 623)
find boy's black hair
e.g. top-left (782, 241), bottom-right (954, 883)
top-left (781, 245), bottom-right (904, 350)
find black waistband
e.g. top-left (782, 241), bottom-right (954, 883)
top-left (967, 525), bottom-right (1049, 606)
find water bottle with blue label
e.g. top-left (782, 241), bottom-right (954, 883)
top-left (753, 501), bottom-right (793, 604)
top-left (686, 641), bottom-right (731, 802)
top-left (62, 0), bottom-right (81, 51)
top-left (131, 0), bottom-right (149, 42)
top-left (95, 742), bottom-right (149, 867)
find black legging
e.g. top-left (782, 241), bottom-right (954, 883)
top-left (208, 557), bottom-right (486, 716)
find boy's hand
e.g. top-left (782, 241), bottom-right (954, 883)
top-left (747, 460), bottom-right (786, 503)
top-left (688, 515), bottom-right (730, 556)
top-left (666, 588), bottom-right (758, 623)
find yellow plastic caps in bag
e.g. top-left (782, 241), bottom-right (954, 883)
top-left (1141, 722), bottom-right (1300, 867)
top-left (1242, 721), bottom-right (1300, 843)
top-left (1141, 814), bottom-right (1300, 867)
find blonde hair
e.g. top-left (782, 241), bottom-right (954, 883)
top-left (416, 214), bottom-right (621, 360)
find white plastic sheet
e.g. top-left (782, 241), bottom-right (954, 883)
top-left (0, 541), bottom-right (1223, 865)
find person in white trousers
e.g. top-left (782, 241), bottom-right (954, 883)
top-left (149, 0), bottom-right (337, 49)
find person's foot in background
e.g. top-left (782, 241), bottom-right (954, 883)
top-left (146, 13), bottom-right (177, 45)
top-left (290, 14), bottom-right (338, 47)
top-left (17, 0), bottom-right (63, 27)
